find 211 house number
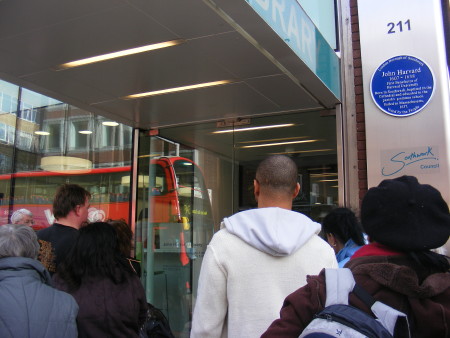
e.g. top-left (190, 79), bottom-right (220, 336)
top-left (387, 20), bottom-right (411, 34)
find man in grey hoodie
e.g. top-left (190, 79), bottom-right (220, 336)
top-left (191, 155), bottom-right (337, 338)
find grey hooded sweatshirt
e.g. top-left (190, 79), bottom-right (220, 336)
top-left (191, 207), bottom-right (338, 338)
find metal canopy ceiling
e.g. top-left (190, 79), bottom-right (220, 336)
top-left (0, 0), bottom-right (340, 129)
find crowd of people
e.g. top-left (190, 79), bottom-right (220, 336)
top-left (0, 184), bottom-right (148, 338)
top-left (191, 156), bottom-right (450, 337)
top-left (0, 155), bottom-right (449, 337)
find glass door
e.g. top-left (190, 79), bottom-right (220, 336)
top-left (136, 109), bottom-right (338, 337)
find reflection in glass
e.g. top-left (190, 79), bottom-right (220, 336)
top-left (136, 149), bottom-right (214, 336)
top-left (0, 79), bottom-right (133, 230)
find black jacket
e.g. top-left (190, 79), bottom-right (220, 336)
top-left (53, 269), bottom-right (148, 338)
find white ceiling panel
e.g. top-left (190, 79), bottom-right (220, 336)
top-left (127, 0), bottom-right (234, 38)
top-left (0, 0), bottom-right (127, 40)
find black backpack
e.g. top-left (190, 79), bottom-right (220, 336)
top-left (299, 268), bottom-right (411, 338)
top-left (139, 303), bottom-right (175, 338)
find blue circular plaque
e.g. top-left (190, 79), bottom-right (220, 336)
top-left (370, 55), bottom-right (434, 117)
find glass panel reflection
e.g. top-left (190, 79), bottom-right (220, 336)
top-left (0, 79), bottom-right (133, 229)
top-left (136, 138), bottom-right (215, 336)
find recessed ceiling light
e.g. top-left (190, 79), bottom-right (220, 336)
top-left (239, 136), bottom-right (307, 144)
top-left (310, 173), bottom-right (338, 177)
top-left (240, 139), bottom-right (319, 148)
top-left (34, 131), bottom-right (50, 136)
top-left (271, 149), bottom-right (333, 155)
top-left (78, 130), bottom-right (93, 134)
top-left (102, 121), bottom-right (119, 127)
top-left (54, 39), bottom-right (185, 70)
top-left (212, 123), bottom-right (294, 134)
top-left (122, 80), bottom-right (234, 99)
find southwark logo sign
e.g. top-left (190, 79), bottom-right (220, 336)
top-left (381, 146), bottom-right (439, 176)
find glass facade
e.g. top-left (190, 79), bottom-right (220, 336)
top-left (0, 79), bottom-right (133, 229)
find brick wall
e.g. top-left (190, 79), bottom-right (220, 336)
top-left (350, 0), bottom-right (368, 205)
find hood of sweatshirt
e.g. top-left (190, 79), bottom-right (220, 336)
top-left (0, 256), bottom-right (53, 285)
top-left (222, 207), bottom-right (321, 256)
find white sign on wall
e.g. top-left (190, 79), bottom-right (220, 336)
top-left (358, 0), bottom-right (450, 203)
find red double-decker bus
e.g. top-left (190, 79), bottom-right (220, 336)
top-left (0, 166), bottom-right (132, 230)
top-left (0, 156), bottom-right (213, 235)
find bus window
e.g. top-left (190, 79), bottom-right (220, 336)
top-left (0, 167), bottom-right (132, 230)
top-left (150, 164), bottom-right (166, 196)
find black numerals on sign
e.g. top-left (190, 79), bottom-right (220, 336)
top-left (387, 20), bottom-right (411, 34)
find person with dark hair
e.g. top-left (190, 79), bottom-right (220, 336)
top-left (191, 155), bottom-right (337, 337)
top-left (0, 224), bottom-right (78, 338)
top-left (37, 183), bottom-right (91, 274)
top-left (108, 218), bottom-right (141, 276)
top-left (262, 175), bottom-right (450, 337)
top-left (53, 222), bottom-right (148, 338)
top-left (322, 207), bottom-right (366, 267)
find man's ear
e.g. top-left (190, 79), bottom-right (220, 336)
top-left (292, 182), bottom-right (300, 199)
top-left (74, 205), bottom-right (81, 217)
top-left (253, 179), bottom-right (260, 201)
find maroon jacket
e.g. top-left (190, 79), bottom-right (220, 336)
top-left (262, 248), bottom-right (450, 337)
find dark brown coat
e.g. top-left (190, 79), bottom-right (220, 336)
top-left (262, 255), bottom-right (450, 337)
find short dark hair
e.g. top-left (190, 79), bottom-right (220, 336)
top-left (108, 219), bottom-right (133, 257)
top-left (322, 207), bottom-right (365, 246)
top-left (52, 184), bottom-right (91, 220)
top-left (255, 155), bottom-right (298, 194)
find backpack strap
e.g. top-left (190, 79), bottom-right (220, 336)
top-left (325, 268), bottom-right (411, 337)
top-left (324, 268), bottom-right (355, 306)
top-left (353, 283), bottom-right (376, 307)
top-left (353, 283), bottom-right (410, 336)
top-left (371, 301), bottom-right (410, 337)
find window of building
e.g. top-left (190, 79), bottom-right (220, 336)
top-left (69, 119), bottom-right (91, 149)
top-left (16, 131), bottom-right (33, 150)
top-left (1, 93), bottom-right (15, 113)
top-left (0, 123), bottom-right (6, 142)
top-left (7, 125), bottom-right (15, 145)
top-left (40, 121), bottom-right (64, 152)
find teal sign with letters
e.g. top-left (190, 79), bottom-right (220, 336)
top-left (246, 0), bottom-right (340, 98)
